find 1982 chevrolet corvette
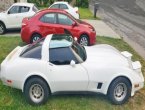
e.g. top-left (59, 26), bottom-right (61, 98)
top-left (0, 34), bottom-right (144, 105)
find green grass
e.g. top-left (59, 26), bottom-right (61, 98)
top-left (0, 36), bottom-right (145, 110)
top-left (79, 8), bottom-right (100, 20)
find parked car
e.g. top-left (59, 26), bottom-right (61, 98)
top-left (0, 3), bottom-right (38, 34)
top-left (0, 34), bottom-right (144, 105)
top-left (21, 9), bottom-right (96, 46)
top-left (49, 1), bottom-right (79, 19)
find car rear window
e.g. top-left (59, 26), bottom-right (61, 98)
top-left (20, 39), bottom-right (44, 59)
top-left (50, 4), bottom-right (59, 9)
top-left (60, 4), bottom-right (68, 9)
top-left (32, 5), bottom-right (39, 12)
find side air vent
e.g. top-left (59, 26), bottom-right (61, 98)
top-left (97, 83), bottom-right (102, 89)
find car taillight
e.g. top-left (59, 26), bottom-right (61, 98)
top-left (22, 23), bottom-right (27, 26)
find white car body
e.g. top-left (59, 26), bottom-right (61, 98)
top-left (49, 2), bottom-right (79, 19)
top-left (0, 34), bottom-right (144, 105)
top-left (0, 3), bottom-right (38, 29)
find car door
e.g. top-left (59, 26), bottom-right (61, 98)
top-left (56, 13), bottom-right (79, 36)
top-left (39, 13), bottom-right (61, 36)
top-left (46, 47), bottom-right (88, 92)
top-left (5, 5), bottom-right (20, 28)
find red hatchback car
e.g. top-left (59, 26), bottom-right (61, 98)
top-left (21, 9), bottom-right (96, 46)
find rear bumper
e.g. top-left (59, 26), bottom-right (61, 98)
top-left (21, 27), bottom-right (31, 44)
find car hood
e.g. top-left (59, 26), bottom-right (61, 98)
top-left (84, 44), bottom-right (129, 67)
top-left (77, 19), bottom-right (94, 28)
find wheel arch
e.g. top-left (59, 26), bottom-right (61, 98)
top-left (22, 75), bottom-right (51, 94)
top-left (80, 33), bottom-right (89, 39)
top-left (107, 76), bottom-right (132, 94)
top-left (0, 20), bottom-right (6, 28)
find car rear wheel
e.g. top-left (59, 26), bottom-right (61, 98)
top-left (0, 22), bottom-right (6, 34)
top-left (24, 77), bottom-right (50, 105)
top-left (79, 34), bottom-right (89, 46)
top-left (107, 77), bottom-right (131, 105)
top-left (31, 34), bottom-right (42, 43)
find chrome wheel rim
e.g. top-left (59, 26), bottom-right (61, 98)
top-left (32, 36), bottom-right (40, 43)
top-left (80, 36), bottom-right (88, 46)
top-left (114, 83), bottom-right (127, 102)
top-left (29, 84), bottom-right (44, 103)
top-left (0, 24), bottom-right (4, 34)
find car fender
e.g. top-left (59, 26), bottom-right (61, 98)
top-left (103, 68), bottom-right (142, 95)
top-left (22, 72), bottom-right (52, 92)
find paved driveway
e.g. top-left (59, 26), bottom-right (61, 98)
top-left (89, 0), bottom-right (145, 59)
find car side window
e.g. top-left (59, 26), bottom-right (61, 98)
top-left (58, 14), bottom-right (73, 25)
top-left (20, 6), bottom-right (30, 13)
top-left (49, 47), bottom-right (78, 65)
top-left (40, 13), bottom-right (57, 24)
top-left (50, 4), bottom-right (59, 9)
top-left (20, 45), bottom-right (42, 59)
top-left (8, 6), bottom-right (19, 14)
top-left (60, 4), bottom-right (68, 9)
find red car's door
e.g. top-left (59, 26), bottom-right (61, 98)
top-left (39, 13), bottom-right (61, 36)
top-left (56, 13), bottom-right (79, 37)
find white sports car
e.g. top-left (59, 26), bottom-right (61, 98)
top-left (49, 1), bottom-right (79, 19)
top-left (0, 34), bottom-right (144, 105)
top-left (0, 3), bottom-right (38, 34)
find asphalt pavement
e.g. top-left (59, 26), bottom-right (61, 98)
top-left (89, 0), bottom-right (145, 59)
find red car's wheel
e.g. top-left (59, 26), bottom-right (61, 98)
top-left (79, 34), bottom-right (89, 46)
top-left (31, 34), bottom-right (42, 43)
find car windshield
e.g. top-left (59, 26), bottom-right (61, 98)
top-left (71, 42), bottom-right (87, 62)
top-left (66, 11), bottom-right (83, 23)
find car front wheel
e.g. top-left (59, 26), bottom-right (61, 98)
top-left (79, 34), bottom-right (89, 46)
top-left (107, 77), bottom-right (131, 105)
top-left (24, 77), bottom-right (50, 105)
top-left (0, 22), bottom-right (6, 34)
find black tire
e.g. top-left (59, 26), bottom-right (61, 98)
top-left (107, 77), bottom-right (131, 105)
top-left (30, 33), bottom-right (42, 43)
top-left (0, 22), bottom-right (6, 35)
top-left (79, 34), bottom-right (89, 46)
top-left (24, 77), bottom-right (50, 105)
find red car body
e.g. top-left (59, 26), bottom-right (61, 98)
top-left (21, 9), bottom-right (96, 45)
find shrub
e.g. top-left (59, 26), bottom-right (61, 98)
top-left (76, 0), bottom-right (88, 8)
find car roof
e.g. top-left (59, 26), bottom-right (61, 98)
top-left (12, 2), bottom-right (34, 7)
top-left (50, 34), bottom-right (73, 48)
top-left (39, 8), bottom-right (68, 14)
top-left (44, 34), bottom-right (73, 49)
top-left (53, 1), bottom-right (68, 5)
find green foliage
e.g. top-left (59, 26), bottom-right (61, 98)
top-left (76, 0), bottom-right (88, 8)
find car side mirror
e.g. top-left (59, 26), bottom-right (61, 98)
top-left (72, 22), bottom-right (77, 27)
top-left (70, 60), bottom-right (76, 67)
top-left (7, 11), bottom-right (10, 14)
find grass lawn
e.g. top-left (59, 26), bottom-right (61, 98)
top-left (0, 36), bottom-right (145, 110)
top-left (79, 8), bottom-right (100, 20)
